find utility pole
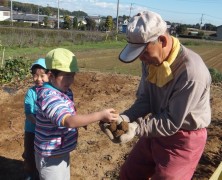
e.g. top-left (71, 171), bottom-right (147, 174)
top-left (200, 13), bottom-right (204, 30)
top-left (57, 0), bottom-right (60, 29)
top-left (116, 0), bottom-right (119, 40)
top-left (37, 5), bottom-right (39, 27)
top-left (10, 0), bottom-right (13, 26)
top-left (129, 3), bottom-right (133, 18)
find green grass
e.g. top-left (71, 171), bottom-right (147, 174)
top-left (1, 40), bottom-right (143, 77)
top-left (3, 41), bottom-right (126, 60)
top-left (78, 53), bottom-right (142, 76)
top-left (1, 38), bottom-right (222, 79)
top-left (1, 27), bottom-right (222, 85)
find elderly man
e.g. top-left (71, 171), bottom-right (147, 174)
top-left (116, 10), bottom-right (211, 179)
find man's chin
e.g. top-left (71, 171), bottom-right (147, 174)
top-left (36, 84), bottom-right (43, 87)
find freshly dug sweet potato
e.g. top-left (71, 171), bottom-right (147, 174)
top-left (108, 121), bottom-right (129, 138)
top-left (113, 129), bottom-right (125, 137)
top-left (108, 122), bottom-right (117, 132)
top-left (118, 121), bottom-right (128, 132)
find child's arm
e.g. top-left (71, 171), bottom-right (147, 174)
top-left (24, 88), bottom-right (37, 124)
top-left (26, 114), bottom-right (37, 124)
top-left (62, 108), bottom-right (118, 128)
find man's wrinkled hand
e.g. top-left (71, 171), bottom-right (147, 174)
top-left (99, 122), bottom-right (115, 140)
top-left (119, 122), bottom-right (138, 143)
top-left (99, 115), bottom-right (129, 142)
top-left (99, 115), bottom-right (138, 143)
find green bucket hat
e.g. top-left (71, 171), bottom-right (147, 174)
top-left (45, 48), bottom-right (79, 72)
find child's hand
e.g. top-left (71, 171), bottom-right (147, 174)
top-left (101, 108), bottom-right (119, 123)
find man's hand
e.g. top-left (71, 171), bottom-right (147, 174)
top-left (119, 122), bottom-right (138, 143)
top-left (99, 122), bottom-right (115, 140)
top-left (99, 115), bottom-right (130, 142)
top-left (99, 115), bottom-right (138, 143)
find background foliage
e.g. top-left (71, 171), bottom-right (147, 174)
top-left (0, 26), bottom-right (221, 85)
top-left (0, 58), bottom-right (31, 84)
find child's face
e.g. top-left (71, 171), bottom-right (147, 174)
top-left (33, 68), bottom-right (49, 87)
top-left (51, 72), bottom-right (75, 92)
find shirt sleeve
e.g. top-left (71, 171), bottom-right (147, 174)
top-left (24, 87), bottom-right (36, 115)
top-left (40, 91), bottom-right (74, 127)
top-left (139, 78), bottom-right (210, 137)
top-left (123, 62), bottom-right (151, 121)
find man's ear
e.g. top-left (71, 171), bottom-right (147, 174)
top-left (158, 35), bottom-right (167, 47)
top-left (47, 71), bottom-right (54, 80)
top-left (47, 71), bottom-right (52, 77)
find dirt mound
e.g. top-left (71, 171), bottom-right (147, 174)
top-left (0, 71), bottom-right (221, 179)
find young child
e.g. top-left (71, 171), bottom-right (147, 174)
top-left (34, 48), bottom-right (118, 180)
top-left (23, 58), bottom-right (49, 180)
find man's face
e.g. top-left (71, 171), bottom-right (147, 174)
top-left (139, 39), bottom-right (164, 66)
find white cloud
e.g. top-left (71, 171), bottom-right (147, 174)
top-left (15, 0), bottom-right (148, 17)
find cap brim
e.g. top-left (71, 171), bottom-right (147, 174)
top-left (119, 43), bottom-right (147, 63)
top-left (30, 58), bottom-right (46, 70)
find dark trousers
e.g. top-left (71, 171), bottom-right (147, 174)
top-left (22, 131), bottom-right (39, 180)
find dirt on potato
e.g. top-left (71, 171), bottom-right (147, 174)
top-left (0, 71), bottom-right (221, 180)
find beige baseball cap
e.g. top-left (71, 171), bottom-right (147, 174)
top-left (45, 48), bottom-right (79, 72)
top-left (119, 11), bottom-right (167, 63)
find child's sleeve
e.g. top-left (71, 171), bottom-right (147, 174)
top-left (41, 93), bottom-right (74, 127)
top-left (24, 88), bottom-right (36, 115)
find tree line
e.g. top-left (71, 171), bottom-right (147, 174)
top-left (0, 0), bottom-right (217, 32)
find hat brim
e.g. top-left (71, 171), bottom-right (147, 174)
top-left (30, 58), bottom-right (46, 70)
top-left (119, 43), bottom-right (147, 63)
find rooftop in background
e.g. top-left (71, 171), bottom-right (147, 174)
top-left (0, 6), bottom-right (10, 11)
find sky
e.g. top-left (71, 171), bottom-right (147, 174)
top-left (15, 0), bottom-right (222, 26)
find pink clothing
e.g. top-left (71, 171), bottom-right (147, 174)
top-left (120, 128), bottom-right (207, 180)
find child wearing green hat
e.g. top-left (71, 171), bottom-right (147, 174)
top-left (34, 48), bottom-right (118, 180)
top-left (23, 58), bottom-right (49, 180)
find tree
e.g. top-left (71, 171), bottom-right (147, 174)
top-left (105, 16), bottom-right (113, 31)
top-left (176, 24), bottom-right (187, 35)
top-left (78, 20), bottom-right (86, 31)
top-left (73, 17), bottom-right (78, 30)
top-left (85, 16), bottom-right (96, 31)
top-left (71, 10), bottom-right (87, 17)
top-left (63, 15), bottom-right (72, 29)
top-left (122, 15), bottom-right (129, 21)
top-left (98, 21), bottom-right (106, 31)
top-left (203, 23), bottom-right (217, 31)
top-left (43, 16), bottom-right (49, 27)
top-left (0, 0), bottom-right (8, 7)
top-left (42, 7), bottom-right (52, 16)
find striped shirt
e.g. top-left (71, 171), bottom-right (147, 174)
top-left (34, 82), bottom-right (78, 157)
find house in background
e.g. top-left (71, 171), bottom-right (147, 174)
top-left (88, 15), bottom-right (101, 24)
top-left (0, 5), bottom-right (58, 28)
top-left (113, 17), bottom-right (129, 33)
top-left (216, 25), bottom-right (222, 40)
top-left (0, 6), bottom-right (10, 21)
top-left (77, 16), bottom-right (87, 27)
top-left (12, 14), bottom-right (45, 24)
top-left (121, 18), bottom-right (129, 33)
top-left (121, 19), bottom-right (172, 34)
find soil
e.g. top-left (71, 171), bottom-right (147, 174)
top-left (0, 71), bottom-right (221, 180)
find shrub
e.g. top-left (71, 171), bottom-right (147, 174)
top-left (209, 68), bottom-right (222, 84)
top-left (0, 58), bottom-right (31, 84)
